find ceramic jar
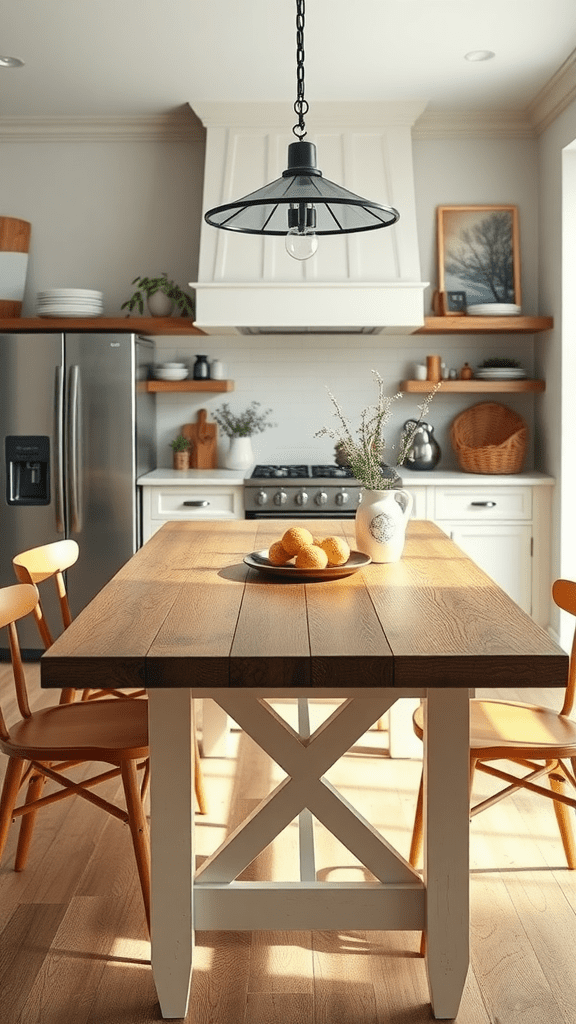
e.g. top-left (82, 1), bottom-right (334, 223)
top-left (355, 488), bottom-right (413, 563)
top-left (224, 436), bottom-right (254, 470)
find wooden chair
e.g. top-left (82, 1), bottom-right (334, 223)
top-left (13, 539), bottom-right (145, 700)
top-left (409, 578), bottom-right (576, 871)
top-left (12, 539), bottom-right (207, 815)
top-left (0, 583), bottom-right (151, 928)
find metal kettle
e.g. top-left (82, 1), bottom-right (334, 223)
top-left (403, 420), bottom-right (441, 471)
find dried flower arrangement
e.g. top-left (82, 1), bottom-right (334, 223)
top-left (316, 370), bottom-right (440, 490)
top-left (212, 401), bottom-right (277, 438)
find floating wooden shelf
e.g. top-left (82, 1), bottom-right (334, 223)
top-left (416, 316), bottom-right (553, 334)
top-left (144, 379), bottom-right (234, 393)
top-left (401, 379), bottom-right (546, 393)
top-left (0, 317), bottom-right (205, 335)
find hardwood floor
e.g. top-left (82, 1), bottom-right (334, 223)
top-left (2, 668), bottom-right (576, 1023)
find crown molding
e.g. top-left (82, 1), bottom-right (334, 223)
top-left (527, 47), bottom-right (576, 135)
top-left (0, 113), bottom-right (205, 143)
top-left (413, 108), bottom-right (535, 140)
top-left (191, 99), bottom-right (429, 129)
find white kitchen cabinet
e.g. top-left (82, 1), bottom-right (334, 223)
top-left (447, 523), bottom-right (532, 612)
top-left (139, 469), bottom-right (244, 543)
top-left (404, 472), bottom-right (554, 627)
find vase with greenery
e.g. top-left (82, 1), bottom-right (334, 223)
top-left (316, 370), bottom-right (439, 562)
top-left (169, 434), bottom-right (191, 471)
top-left (212, 401), bottom-right (276, 470)
top-left (121, 273), bottom-right (195, 318)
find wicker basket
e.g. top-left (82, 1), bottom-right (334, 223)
top-left (450, 402), bottom-right (528, 474)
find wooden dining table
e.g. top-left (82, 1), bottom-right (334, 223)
top-left (40, 518), bottom-right (567, 1020)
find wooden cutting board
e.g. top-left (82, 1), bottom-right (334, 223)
top-left (181, 409), bottom-right (218, 469)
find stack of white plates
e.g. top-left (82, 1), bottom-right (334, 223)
top-left (153, 362), bottom-right (189, 381)
top-left (474, 367), bottom-right (527, 380)
top-left (37, 288), bottom-right (104, 317)
top-left (467, 303), bottom-right (521, 317)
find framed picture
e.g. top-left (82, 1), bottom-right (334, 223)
top-left (446, 290), bottom-right (467, 314)
top-left (437, 205), bottom-right (521, 308)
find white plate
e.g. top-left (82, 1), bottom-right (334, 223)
top-left (37, 288), bottom-right (103, 298)
top-left (244, 549), bottom-right (371, 581)
top-left (39, 311), bottom-right (103, 318)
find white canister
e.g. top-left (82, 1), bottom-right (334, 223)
top-left (413, 363), bottom-right (427, 380)
top-left (210, 358), bottom-right (224, 380)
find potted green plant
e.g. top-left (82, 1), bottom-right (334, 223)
top-left (170, 434), bottom-right (191, 471)
top-left (121, 273), bottom-right (195, 318)
top-left (212, 401), bottom-right (276, 470)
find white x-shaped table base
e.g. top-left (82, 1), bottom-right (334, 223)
top-left (148, 687), bottom-right (470, 1021)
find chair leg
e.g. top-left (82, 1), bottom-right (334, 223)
top-left (120, 759), bottom-right (151, 933)
top-left (0, 757), bottom-right (25, 864)
top-left (550, 769), bottom-right (576, 869)
top-left (194, 738), bottom-right (207, 815)
top-left (409, 769), bottom-right (424, 867)
top-left (14, 768), bottom-right (46, 871)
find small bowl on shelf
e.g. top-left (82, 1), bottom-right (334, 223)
top-left (153, 367), bottom-right (189, 381)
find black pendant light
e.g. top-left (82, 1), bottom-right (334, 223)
top-left (204, 0), bottom-right (400, 261)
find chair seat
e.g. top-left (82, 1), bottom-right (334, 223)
top-left (413, 699), bottom-right (576, 759)
top-left (1, 698), bottom-right (148, 762)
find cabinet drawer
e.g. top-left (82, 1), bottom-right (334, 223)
top-left (433, 486), bottom-right (532, 521)
top-left (150, 487), bottom-right (243, 520)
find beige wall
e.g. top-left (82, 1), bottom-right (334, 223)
top-left (2, 128), bottom-right (544, 476)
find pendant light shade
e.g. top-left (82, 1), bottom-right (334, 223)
top-left (204, 141), bottom-right (399, 236)
top-left (204, 0), bottom-right (399, 259)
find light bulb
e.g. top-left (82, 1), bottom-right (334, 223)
top-left (285, 227), bottom-right (318, 260)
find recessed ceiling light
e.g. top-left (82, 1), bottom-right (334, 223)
top-left (0, 55), bottom-right (24, 68)
top-left (465, 50), bottom-right (495, 62)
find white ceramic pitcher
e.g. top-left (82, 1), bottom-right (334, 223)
top-left (355, 488), bottom-right (413, 563)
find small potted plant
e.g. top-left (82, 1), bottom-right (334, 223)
top-left (170, 434), bottom-right (191, 471)
top-left (121, 272), bottom-right (195, 318)
top-left (212, 401), bottom-right (276, 470)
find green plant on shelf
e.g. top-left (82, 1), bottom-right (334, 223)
top-left (121, 273), bottom-right (195, 317)
top-left (169, 435), bottom-right (191, 452)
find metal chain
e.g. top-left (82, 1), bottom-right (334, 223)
top-left (292, 0), bottom-right (308, 139)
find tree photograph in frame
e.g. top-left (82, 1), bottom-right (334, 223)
top-left (437, 205), bottom-right (521, 308)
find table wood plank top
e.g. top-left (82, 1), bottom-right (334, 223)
top-left (41, 519), bottom-right (567, 692)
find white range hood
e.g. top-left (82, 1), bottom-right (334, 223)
top-left (190, 101), bottom-right (428, 335)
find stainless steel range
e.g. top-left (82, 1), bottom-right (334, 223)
top-left (244, 464), bottom-right (364, 519)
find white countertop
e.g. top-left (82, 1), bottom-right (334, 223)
top-left (400, 469), bottom-right (555, 486)
top-left (138, 468), bottom-right (246, 486)
top-left (138, 467), bottom-right (555, 487)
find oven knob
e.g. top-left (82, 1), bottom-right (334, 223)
top-left (295, 489), bottom-right (309, 506)
top-left (335, 489), bottom-right (349, 506)
top-left (255, 489), bottom-right (268, 506)
top-left (315, 490), bottom-right (328, 506)
top-left (274, 489), bottom-right (288, 506)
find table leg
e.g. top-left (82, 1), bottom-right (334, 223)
top-left (423, 688), bottom-right (470, 1019)
top-left (201, 698), bottom-right (230, 757)
top-left (148, 688), bottom-right (195, 1019)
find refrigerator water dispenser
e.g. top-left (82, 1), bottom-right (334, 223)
top-left (5, 435), bottom-right (50, 505)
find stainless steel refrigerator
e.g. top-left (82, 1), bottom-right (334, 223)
top-left (0, 331), bottom-right (155, 655)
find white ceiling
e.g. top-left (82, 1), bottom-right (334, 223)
top-left (2, 0), bottom-right (576, 120)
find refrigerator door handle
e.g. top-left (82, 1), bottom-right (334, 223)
top-left (54, 365), bottom-right (65, 533)
top-left (67, 364), bottom-right (82, 533)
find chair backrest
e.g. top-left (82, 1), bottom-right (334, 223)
top-left (13, 540), bottom-right (79, 648)
top-left (0, 583), bottom-right (40, 741)
top-left (552, 578), bottom-right (576, 716)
